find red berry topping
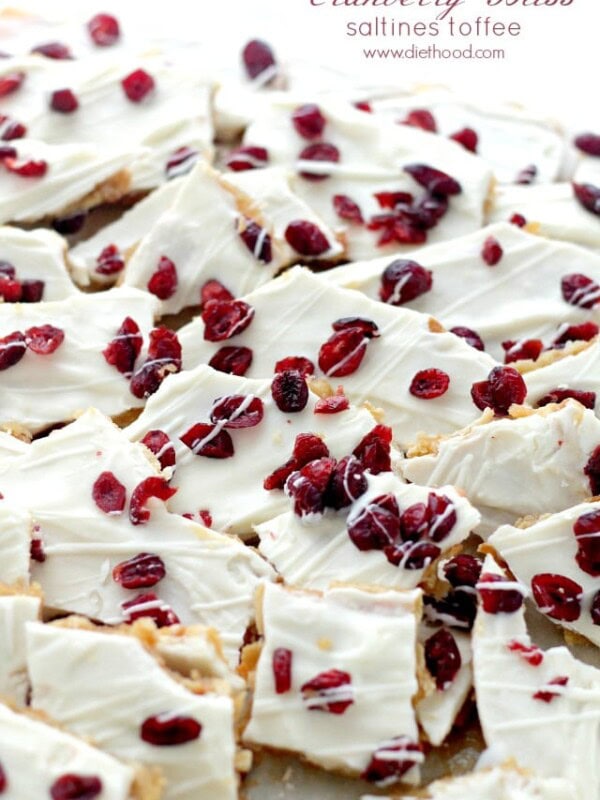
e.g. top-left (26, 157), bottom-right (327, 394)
top-left (271, 370), bottom-right (309, 413)
top-left (477, 572), bottom-right (524, 614)
top-left (30, 537), bottom-right (46, 563)
top-left (180, 423), bottom-right (235, 459)
top-left (354, 100), bottom-right (372, 112)
top-left (286, 457), bottom-right (337, 517)
top-left (239, 220), bottom-right (272, 263)
top-left (95, 244), bottom-right (124, 276)
top-left (450, 127), bottom-right (478, 152)
top-left (347, 494), bottom-right (400, 551)
top-left (92, 471), bottom-right (126, 515)
top-left (31, 42), bottom-right (72, 59)
top-left (318, 328), bottom-right (368, 378)
top-left (122, 69), bottom-right (155, 103)
top-left (292, 104), bottom-right (326, 140)
top-left (147, 256), bottom-right (178, 300)
top-left (314, 388), bottom-right (350, 414)
top-left (25, 324), bottom-right (64, 355)
top-left (285, 220), bottom-right (330, 256)
top-left (585, 446), bottom-right (600, 495)
top-left (272, 647), bottom-right (292, 694)
top-left (274, 356), bottom-right (314, 377)
top-left (0, 261), bottom-right (15, 278)
top-left (300, 669), bottom-right (353, 714)
top-left (226, 145), bottom-right (269, 172)
top-left (0, 71), bottom-right (24, 96)
top-left (574, 133), bottom-right (600, 157)
top-left (50, 774), bottom-right (102, 799)
top-left (482, 236), bottom-right (503, 266)
top-left (202, 299), bottom-right (254, 342)
top-left (3, 157), bottom-right (47, 177)
top-left (332, 317), bottom-right (380, 339)
top-left (374, 191), bottom-right (414, 210)
top-left (198, 510), bottom-right (212, 528)
top-left (561, 273), bottom-right (600, 308)
top-left (103, 317), bottom-right (142, 377)
top-left (242, 39), bottom-right (277, 81)
top-left (536, 388), bottom-right (596, 410)
top-left (20, 279), bottom-right (45, 302)
top-left (0, 275), bottom-right (21, 302)
top-left (502, 338), bottom-right (544, 364)
top-left (326, 455), bottom-right (367, 509)
top-left (425, 628), bottom-right (462, 689)
top-left (402, 109), bottom-right (437, 132)
top-left (165, 146), bottom-right (198, 179)
top-left (572, 510), bottom-right (600, 576)
top-left (553, 321), bottom-right (599, 346)
top-left (298, 142), bottom-right (340, 181)
top-left (263, 433), bottom-right (329, 491)
top-left (401, 493), bottom-right (457, 543)
top-left (507, 640), bottom-right (544, 666)
top-left (129, 326), bottom-right (181, 398)
top-left (0, 117), bottom-right (26, 141)
top-left (352, 425), bottom-right (393, 474)
top-left (113, 553), bottom-right (166, 589)
top-left (140, 713), bottom-right (201, 745)
top-left (531, 573), bottom-right (582, 622)
top-left (50, 88), bottom-right (78, 113)
top-left (0, 761), bottom-right (5, 792)
top-left (52, 210), bottom-right (86, 235)
top-left (210, 394), bottom-right (264, 428)
top-left (0, 331), bottom-right (26, 370)
top-left (200, 280), bottom-right (234, 306)
top-left (409, 368), bottom-right (450, 399)
top-left (140, 430), bottom-right (176, 470)
top-left (361, 737), bottom-right (422, 785)
top-left (450, 326), bottom-right (485, 351)
top-left (404, 163), bottom-right (462, 196)
top-left (209, 346), bottom-right (253, 376)
top-left (515, 164), bottom-right (537, 185)
top-left (510, 213), bottom-right (527, 228)
top-left (444, 554), bottom-right (482, 588)
top-left (333, 194), bottom-right (364, 224)
top-left (129, 477), bottom-right (177, 525)
top-left (87, 13), bottom-right (120, 46)
top-left (471, 366), bottom-right (527, 415)
top-left (379, 259), bottom-right (432, 305)
top-left (121, 592), bottom-right (179, 627)
top-left (573, 183), bottom-right (600, 216)
top-left (533, 676), bottom-right (569, 703)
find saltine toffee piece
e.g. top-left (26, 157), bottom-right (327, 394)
top-left (25, 618), bottom-right (241, 800)
top-left (322, 221), bottom-right (600, 361)
top-left (121, 161), bottom-right (340, 315)
top-left (0, 408), bottom-right (274, 665)
top-left (489, 499), bottom-right (600, 647)
top-left (243, 582), bottom-right (423, 786)
top-left (178, 267), bottom-right (497, 447)
top-left (125, 363), bottom-right (396, 536)
top-left (472, 555), bottom-right (600, 800)
top-left (255, 471), bottom-right (480, 591)
top-left (0, 287), bottom-right (159, 433)
top-left (402, 400), bottom-right (600, 537)
top-left (0, 585), bottom-right (41, 705)
top-left (238, 96), bottom-right (493, 261)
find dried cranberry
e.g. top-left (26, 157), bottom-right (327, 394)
top-left (333, 194), bottom-right (363, 223)
top-left (30, 537), bottom-right (46, 563)
top-left (347, 494), bottom-right (400, 551)
top-left (292, 104), bottom-right (326, 140)
top-left (286, 457), bottom-right (337, 517)
top-left (20, 279), bottom-right (44, 303)
top-left (285, 220), bottom-right (330, 257)
top-left (0, 275), bottom-right (21, 302)
top-left (140, 713), bottom-right (201, 745)
top-left (202, 299), bottom-right (254, 342)
top-left (50, 88), bottom-right (78, 113)
top-left (272, 647), bottom-right (292, 694)
top-left (591, 591), bottom-right (600, 625)
top-left (0, 331), bottom-right (26, 370)
top-left (572, 510), bottom-right (600, 576)
top-left (242, 39), bottom-right (277, 80)
top-left (361, 737), bottom-right (422, 785)
top-left (147, 256), bottom-right (178, 300)
top-left (402, 109), bottom-right (437, 132)
top-left (209, 346), bottom-right (253, 376)
top-left (471, 366), bottom-right (527, 415)
top-left (537, 388), bottom-right (596, 409)
top-left (553, 321), bottom-right (599, 346)
top-left (367, 212), bottom-right (427, 247)
top-left (531, 573), bottom-right (582, 622)
top-left (450, 127), bottom-right (478, 153)
top-left (103, 317), bottom-right (142, 376)
top-left (352, 425), bottom-right (393, 474)
top-left (573, 183), bottom-right (600, 216)
top-left (52, 210), bottom-right (86, 235)
top-left (87, 13), bottom-right (120, 46)
top-left (113, 553), bottom-right (166, 589)
top-left (502, 338), bottom-right (544, 364)
top-left (50, 774), bottom-right (102, 799)
top-left (129, 477), bottom-right (177, 525)
top-left (31, 42), bottom-right (72, 59)
top-left (332, 317), bottom-right (380, 339)
top-left (354, 100), bottom-right (372, 112)
top-left (95, 244), bottom-right (124, 276)
top-left (314, 389), bottom-right (349, 414)
top-left (508, 640), bottom-right (544, 666)
top-left (0, 261), bottom-right (15, 278)
top-left (425, 628), bottom-right (462, 689)
top-left (141, 430), bottom-right (176, 470)
top-left (477, 572), bottom-right (524, 614)
top-left (180, 423), bottom-right (235, 459)
top-left (574, 133), bottom-right (600, 157)
top-left (298, 142), bottom-right (340, 181)
top-left (0, 117), bottom-right (26, 141)
top-left (318, 328), bottom-right (368, 378)
top-left (92, 471), bottom-right (126, 515)
top-left (274, 356), bottom-right (314, 377)
top-left (122, 592), bottom-right (179, 626)
top-left (25, 325), bottom-right (64, 355)
top-left (200, 280), bottom-right (234, 306)
top-left (271, 370), bottom-right (309, 413)
top-left (165, 146), bottom-right (198, 179)
top-left (450, 326), bottom-right (485, 351)
top-left (404, 163), bottom-right (462, 196)
top-left (424, 591), bottom-right (477, 631)
top-left (325, 455), bottom-right (367, 509)
top-left (130, 327), bottom-right (181, 398)
top-left (210, 394), bottom-right (264, 428)
top-left (409, 368), bottom-right (450, 399)
top-left (0, 761), bottom-right (5, 792)
top-left (374, 191), bottom-right (414, 209)
top-left (389, 538), bottom-right (440, 570)
top-left (403, 493), bottom-right (456, 543)
top-left (482, 236), bottom-right (503, 266)
top-left (0, 71), bottom-right (24, 97)
top-left (515, 164), bottom-right (537, 185)
top-left (510, 213), bottom-right (527, 227)
top-left (444, 554), bottom-right (482, 588)
top-left (122, 68), bottom-right (155, 103)
top-left (585, 446), bottom-right (600, 495)
top-left (263, 434), bottom-right (329, 491)
top-left (561, 273), bottom-right (600, 308)
top-left (226, 145), bottom-right (269, 171)
top-left (533, 676), bottom-right (569, 703)
top-left (3, 157), bottom-right (47, 177)
top-left (239, 220), bottom-right (272, 263)
top-left (300, 669), bottom-right (353, 714)
top-left (198, 509), bottom-right (212, 527)
top-left (379, 259), bottom-right (432, 305)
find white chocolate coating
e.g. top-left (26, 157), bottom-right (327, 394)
top-left (0, 594), bottom-right (40, 704)
top-left (0, 226), bottom-right (77, 300)
top-left (0, 504), bottom-right (32, 585)
top-left (525, 340), bottom-right (600, 416)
